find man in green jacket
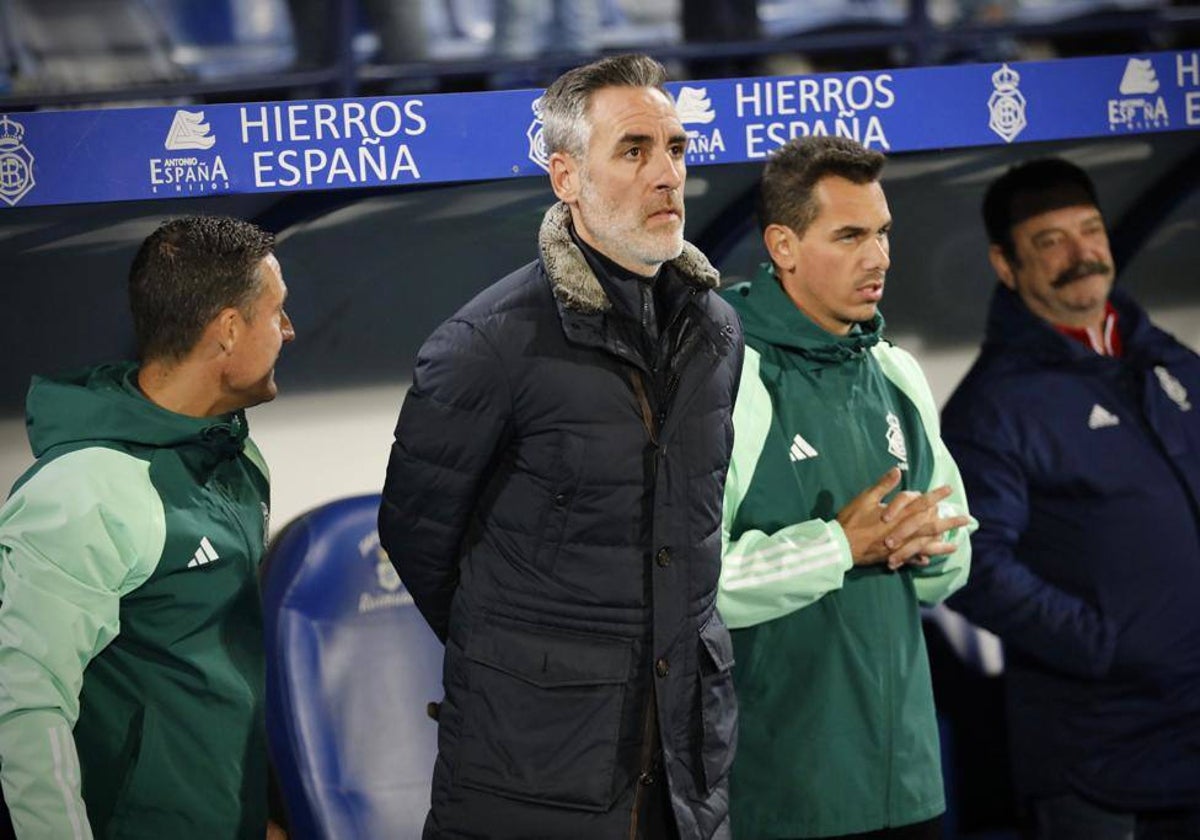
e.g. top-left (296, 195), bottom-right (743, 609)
top-left (0, 216), bottom-right (294, 839)
top-left (719, 136), bottom-right (976, 839)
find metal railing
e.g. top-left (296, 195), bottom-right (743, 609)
top-left (1, 0), bottom-right (1197, 110)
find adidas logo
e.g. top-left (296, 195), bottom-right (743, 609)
top-left (789, 433), bottom-right (819, 462)
top-left (1087, 404), bottom-right (1120, 430)
top-left (187, 536), bottom-right (220, 568)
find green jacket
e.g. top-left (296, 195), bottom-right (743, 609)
top-left (0, 363), bottom-right (270, 840)
top-left (719, 268), bottom-right (974, 838)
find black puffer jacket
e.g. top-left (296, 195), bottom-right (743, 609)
top-left (380, 202), bottom-right (743, 839)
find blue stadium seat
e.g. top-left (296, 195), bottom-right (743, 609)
top-left (0, 2), bottom-right (12, 94)
top-left (145, 0), bottom-right (296, 79)
top-left (1010, 0), bottom-right (1166, 25)
top-left (5, 0), bottom-right (185, 93)
top-left (262, 494), bottom-right (442, 840)
top-left (426, 0), bottom-right (493, 61)
top-left (597, 0), bottom-right (680, 49)
top-left (758, 0), bottom-right (906, 39)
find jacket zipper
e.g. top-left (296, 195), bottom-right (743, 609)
top-left (627, 367), bottom-right (664, 839)
top-left (625, 305), bottom-right (710, 836)
top-left (208, 465), bottom-right (258, 573)
top-left (628, 370), bottom-right (659, 446)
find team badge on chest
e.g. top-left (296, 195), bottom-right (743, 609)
top-left (1154, 366), bottom-right (1191, 412)
top-left (886, 412), bottom-right (909, 469)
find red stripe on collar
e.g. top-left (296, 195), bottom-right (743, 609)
top-left (1054, 301), bottom-right (1123, 357)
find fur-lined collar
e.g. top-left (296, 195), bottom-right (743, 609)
top-left (537, 201), bottom-right (720, 314)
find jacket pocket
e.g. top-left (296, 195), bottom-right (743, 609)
top-left (533, 435), bottom-right (586, 570)
top-left (456, 615), bottom-right (632, 810)
top-left (694, 612), bottom-right (738, 798)
top-left (108, 705), bottom-right (173, 830)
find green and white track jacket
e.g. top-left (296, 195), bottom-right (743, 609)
top-left (719, 267), bottom-right (975, 838)
top-left (0, 363), bottom-right (270, 840)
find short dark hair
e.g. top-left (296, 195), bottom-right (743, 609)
top-left (757, 136), bottom-right (885, 236)
top-left (983, 157), bottom-right (1100, 259)
top-left (129, 216), bottom-right (275, 362)
top-left (541, 53), bottom-right (670, 159)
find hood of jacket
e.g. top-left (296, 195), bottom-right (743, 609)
top-left (26, 361), bottom-right (249, 459)
top-left (725, 262), bottom-right (885, 365)
top-left (536, 201), bottom-right (720, 314)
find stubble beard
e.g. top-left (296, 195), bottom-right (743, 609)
top-left (578, 176), bottom-right (684, 271)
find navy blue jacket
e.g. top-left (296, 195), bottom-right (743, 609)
top-left (379, 203), bottom-right (742, 839)
top-left (943, 285), bottom-right (1200, 810)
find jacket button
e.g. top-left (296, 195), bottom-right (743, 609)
top-left (655, 657), bottom-right (670, 678)
top-left (554, 492), bottom-right (567, 506)
top-left (639, 772), bottom-right (655, 786)
top-left (655, 547), bottom-right (671, 567)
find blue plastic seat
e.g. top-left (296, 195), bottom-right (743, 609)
top-left (758, 0), bottom-right (906, 39)
top-left (145, 0), bottom-right (296, 79)
top-left (262, 493), bottom-right (442, 840)
top-left (1010, 0), bottom-right (1165, 25)
top-left (4, 0), bottom-right (185, 93)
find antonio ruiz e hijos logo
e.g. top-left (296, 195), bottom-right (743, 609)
top-left (1108, 57), bottom-right (1169, 131)
top-left (150, 110), bottom-right (230, 194)
top-left (525, 86), bottom-right (724, 170)
top-left (676, 86), bottom-right (724, 163)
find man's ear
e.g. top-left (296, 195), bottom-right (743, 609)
top-left (205, 307), bottom-right (242, 357)
top-left (988, 244), bottom-right (1017, 290)
top-left (549, 151), bottom-right (580, 203)
top-left (763, 223), bottom-right (798, 274)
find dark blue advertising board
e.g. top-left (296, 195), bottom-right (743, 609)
top-left (1, 49), bottom-right (1198, 209)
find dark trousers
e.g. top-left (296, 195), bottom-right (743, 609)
top-left (1026, 793), bottom-right (1200, 840)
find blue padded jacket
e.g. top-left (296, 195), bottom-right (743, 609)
top-left (943, 285), bottom-right (1200, 810)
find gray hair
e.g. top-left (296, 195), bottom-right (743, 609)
top-left (541, 54), bottom-right (670, 159)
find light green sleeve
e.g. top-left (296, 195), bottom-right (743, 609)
top-left (0, 448), bottom-right (166, 840)
top-left (718, 348), bottom-right (854, 630)
top-left (242, 435), bottom-right (270, 483)
top-left (873, 344), bottom-right (977, 605)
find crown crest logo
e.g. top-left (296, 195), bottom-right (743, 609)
top-left (0, 113), bottom-right (35, 205)
top-left (0, 115), bottom-right (25, 146)
top-left (988, 63), bottom-right (1027, 144)
top-left (526, 95), bottom-right (550, 173)
top-left (991, 64), bottom-right (1020, 92)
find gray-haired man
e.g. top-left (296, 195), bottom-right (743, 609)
top-left (380, 54), bottom-right (743, 838)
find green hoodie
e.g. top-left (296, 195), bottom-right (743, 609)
top-left (719, 267), bottom-right (975, 838)
top-left (0, 362), bottom-right (270, 840)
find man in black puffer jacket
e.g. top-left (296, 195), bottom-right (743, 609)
top-left (379, 54), bottom-right (743, 840)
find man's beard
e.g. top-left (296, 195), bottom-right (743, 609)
top-left (578, 177), bottom-right (684, 269)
